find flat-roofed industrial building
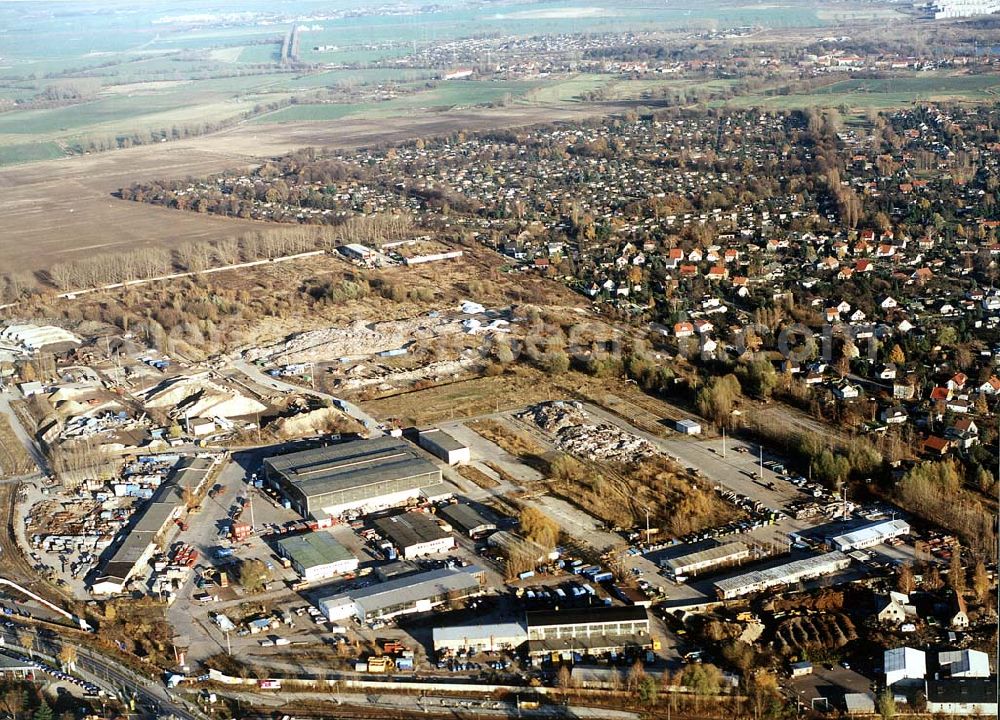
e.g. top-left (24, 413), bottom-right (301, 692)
top-left (91, 457), bottom-right (214, 596)
top-left (418, 429), bottom-right (470, 465)
top-left (661, 540), bottom-right (752, 578)
top-left (374, 511), bottom-right (455, 559)
top-left (437, 502), bottom-right (496, 538)
top-left (526, 606), bottom-right (651, 658)
top-left (275, 531), bottom-right (358, 582)
top-left (263, 437), bottom-right (445, 519)
top-left (318, 565), bottom-right (484, 624)
top-left (829, 519), bottom-right (910, 552)
top-left (713, 551), bottom-right (851, 600)
top-left (432, 621), bottom-right (528, 653)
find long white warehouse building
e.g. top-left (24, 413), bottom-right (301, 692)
top-left (714, 551), bottom-right (851, 599)
top-left (829, 519), bottom-right (909, 552)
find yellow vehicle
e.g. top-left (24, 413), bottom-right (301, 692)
top-left (366, 656), bottom-right (396, 673)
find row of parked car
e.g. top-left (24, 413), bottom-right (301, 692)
top-left (2, 649), bottom-right (103, 696)
top-left (675, 489), bottom-right (782, 544)
top-left (516, 580), bottom-right (598, 608)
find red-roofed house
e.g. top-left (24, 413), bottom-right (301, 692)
top-left (674, 322), bottom-right (694, 338)
top-left (930, 387), bottom-right (952, 402)
top-left (706, 265), bottom-right (727, 281)
top-left (947, 373), bottom-right (968, 391)
top-left (978, 376), bottom-right (1000, 395)
top-left (922, 436), bottom-right (951, 456)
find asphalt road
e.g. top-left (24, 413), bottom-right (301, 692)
top-left (0, 388), bottom-right (50, 475)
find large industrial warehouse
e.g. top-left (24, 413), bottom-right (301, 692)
top-left (714, 551), bottom-right (852, 599)
top-left (263, 437), bottom-right (445, 519)
top-left (318, 565), bottom-right (485, 623)
top-left (660, 540), bottom-right (752, 578)
top-left (526, 606), bottom-right (651, 659)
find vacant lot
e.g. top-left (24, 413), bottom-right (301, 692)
top-left (0, 414), bottom-right (33, 476)
top-left (0, 144), bottom-right (269, 275)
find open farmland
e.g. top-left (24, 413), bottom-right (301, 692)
top-left (255, 80), bottom-right (545, 123)
top-left (0, 97), bottom-right (641, 276)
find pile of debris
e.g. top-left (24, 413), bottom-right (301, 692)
top-left (517, 401), bottom-right (589, 434)
top-left (516, 401), bottom-right (658, 464)
top-left (244, 316), bottom-right (466, 366)
top-left (772, 613), bottom-right (857, 655)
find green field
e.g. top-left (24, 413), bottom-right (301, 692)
top-left (598, 77), bottom-right (738, 102)
top-left (238, 44), bottom-right (282, 64)
top-left (255, 80), bottom-right (544, 123)
top-left (279, 68), bottom-right (436, 89)
top-left (0, 142), bottom-right (66, 165)
top-left (521, 75), bottom-right (616, 104)
top-left (723, 73), bottom-right (1000, 111)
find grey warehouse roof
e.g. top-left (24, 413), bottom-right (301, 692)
top-left (437, 503), bottom-right (496, 534)
top-left (97, 457), bottom-right (213, 583)
top-left (419, 428), bottom-right (467, 453)
top-left (319, 565), bottom-right (482, 616)
top-left (375, 511), bottom-right (450, 549)
top-left (662, 540), bottom-right (750, 573)
top-left (265, 437), bottom-right (440, 499)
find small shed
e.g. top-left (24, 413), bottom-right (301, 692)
top-left (675, 418), bottom-right (702, 435)
top-left (189, 417), bottom-right (216, 437)
top-left (790, 661), bottom-right (813, 677)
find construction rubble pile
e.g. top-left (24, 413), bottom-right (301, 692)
top-left (516, 401), bottom-right (658, 463)
top-left (243, 316), bottom-right (468, 366)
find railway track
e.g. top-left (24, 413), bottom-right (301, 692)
top-left (0, 483), bottom-right (67, 607)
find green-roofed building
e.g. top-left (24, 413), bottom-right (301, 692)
top-left (276, 531), bottom-right (358, 582)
